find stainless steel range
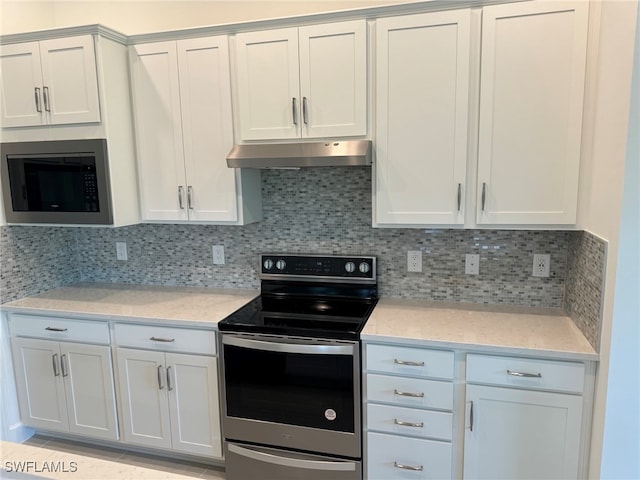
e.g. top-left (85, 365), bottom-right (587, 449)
top-left (218, 254), bottom-right (378, 480)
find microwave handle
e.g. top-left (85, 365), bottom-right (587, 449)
top-left (227, 443), bottom-right (356, 472)
top-left (222, 335), bottom-right (354, 356)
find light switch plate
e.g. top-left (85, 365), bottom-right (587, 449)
top-left (465, 254), bottom-right (479, 275)
top-left (212, 245), bottom-right (225, 265)
top-left (116, 242), bottom-right (128, 261)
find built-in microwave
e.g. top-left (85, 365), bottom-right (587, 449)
top-left (0, 139), bottom-right (113, 225)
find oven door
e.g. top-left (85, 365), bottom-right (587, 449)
top-left (225, 441), bottom-right (361, 480)
top-left (220, 333), bottom-right (361, 458)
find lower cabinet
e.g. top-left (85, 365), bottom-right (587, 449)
top-left (9, 317), bottom-right (118, 441)
top-left (463, 354), bottom-right (585, 479)
top-left (114, 324), bottom-right (222, 458)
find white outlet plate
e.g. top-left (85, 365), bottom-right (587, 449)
top-left (212, 245), bottom-right (225, 265)
top-left (407, 250), bottom-right (422, 272)
top-left (116, 242), bottom-right (128, 261)
top-left (465, 254), bottom-right (480, 275)
top-left (533, 253), bottom-right (550, 277)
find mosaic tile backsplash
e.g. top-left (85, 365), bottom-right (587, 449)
top-left (0, 168), bottom-right (604, 348)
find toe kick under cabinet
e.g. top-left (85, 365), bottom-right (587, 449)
top-left (364, 344), bottom-right (455, 479)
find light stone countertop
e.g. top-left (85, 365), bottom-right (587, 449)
top-left (1, 283), bottom-right (259, 328)
top-left (362, 298), bottom-right (597, 361)
top-left (1, 284), bottom-right (597, 361)
top-left (0, 441), bottom-right (202, 479)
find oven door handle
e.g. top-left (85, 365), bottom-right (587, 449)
top-left (227, 443), bottom-right (357, 472)
top-left (222, 335), bottom-right (354, 355)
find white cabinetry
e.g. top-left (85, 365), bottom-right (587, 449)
top-left (130, 36), bottom-right (261, 224)
top-left (8, 315), bottom-right (118, 441)
top-left (374, 10), bottom-right (471, 226)
top-left (476, 1), bottom-right (589, 225)
top-left (464, 354), bottom-right (585, 479)
top-left (374, 1), bottom-right (589, 228)
top-left (0, 36), bottom-right (100, 128)
top-left (234, 20), bottom-right (367, 140)
top-left (364, 344), bottom-right (455, 479)
top-left (114, 323), bottom-right (222, 458)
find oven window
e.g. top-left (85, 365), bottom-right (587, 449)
top-left (224, 343), bottom-right (355, 433)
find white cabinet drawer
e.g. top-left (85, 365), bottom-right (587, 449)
top-left (367, 432), bottom-right (452, 480)
top-left (466, 354), bottom-right (585, 394)
top-left (367, 403), bottom-right (452, 441)
top-left (8, 314), bottom-right (110, 345)
top-left (113, 323), bottom-right (216, 355)
top-left (366, 344), bottom-right (454, 380)
top-left (367, 374), bottom-right (453, 410)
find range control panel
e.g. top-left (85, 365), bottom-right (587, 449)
top-left (260, 254), bottom-right (376, 283)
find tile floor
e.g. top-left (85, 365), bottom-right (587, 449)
top-left (23, 435), bottom-right (225, 479)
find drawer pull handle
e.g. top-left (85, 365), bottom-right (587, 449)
top-left (394, 389), bottom-right (424, 398)
top-left (394, 358), bottom-right (425, 367)
top-left (45, 327), bottom-right (68, 332)
top-left (394, 461), bottom-right (423, 472)
top-left (507, 370), bottom-right (542, 378)
top-left (394, 419), bottom-right (424, 428)
top-left (150, 337), bottom-right (175, 343)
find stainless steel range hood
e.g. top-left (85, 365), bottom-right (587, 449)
top-left (226, 140), bottom-right (372, 169)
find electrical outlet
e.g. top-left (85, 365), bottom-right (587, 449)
top-left (116, 242), bottom-right (128, 261)
top-left (533, 254), bottom-right (550, 277)
top-left (465, 254), bottom-right (480, 275)
top-left (212, 245), bottom-right (225, 265)
top-left (407, 250), bottom-right (422, 272)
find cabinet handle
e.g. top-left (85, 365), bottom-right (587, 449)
top-left (393, 389), bottom-right (424, 398)
top-left (157, 365), bottom-right (165, 390)
top-left (394, 358), bottom-right (425, 367)
top-left (292, 97), bottom-right (298, 125)
top-left (457, 183), bottom-right (462, 212)
top-left (60, 354), bottom-right (68, 377)
top-left (34, 87), bottom-right (42, 112)
top-left (393, 418), bottom-right (424, 428)
top-left (302, 96), bottom-right (308, 125)
top-left (481, 182), bottom-right (487, 211)
top-left (507, 370), bottom-right (542, 378)
top-left (469, 400), bottom-right (474, 431)
top-left (187, 186), bottom-right (194, 210)
top-left (178, 186), bottom-right (185, 209)
top-left (166, 366), bottom-right (173, 391)
top-left (52, 354), bottom-right (60, 376)
top-left (150, 336), bottom-right (175, 343)
top-left (394, 461), bottom-right (423, 472)
top-left (43, 86), bottom-right (51, 112)
top-left (45, 327), bottom-right (68, 332)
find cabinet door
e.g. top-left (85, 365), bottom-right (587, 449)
top-left (476, 1), bottom-right (588, 225)
top-left (177, 36), bottom-right (238, 222)
top-left (166, 353), bottom-right (222, 458)
top-left (39, 35), bottom-right (101, 125)
top-left (10, 337), bottom-right (68, 432)
top-left (0, 42), bottom-right (45, 127)
top-left (130, 41), bottom-right (188, 221)
top-left (60, 342), bottom-right (118, 440)
top-left (298, 20), bottom-right (367, 138)
top-left (375, 10), bottom-right (471, 226)
top-left (116, 348), bottom-right (172, 449)
top-left (464, 384), bottom-right (583, 479)
top-left (234, 28), bottom-right (300, 140)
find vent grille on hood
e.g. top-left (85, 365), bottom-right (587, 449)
top-left (226, 140), bottom-right (372, 169)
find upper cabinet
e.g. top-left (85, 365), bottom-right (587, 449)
top-left (233, 20), bottom-right (367, 141)
top-left (129, 36), bottom-right (261, 224)
top-left (476, 1), bottom-right (589, 225)
top-left (0, 35), bottom-right (100, 127)
top-left (374, 10), bottom-right (471, 226)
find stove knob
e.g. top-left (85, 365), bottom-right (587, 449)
top-left (263, 259), bottom-right (274, 271)
top-left (276, 259), bottom-right (287, 271)
top-left (359, 262), bottom-right (371, 274)
top-left (345, 261), bottom-right (356, 273)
